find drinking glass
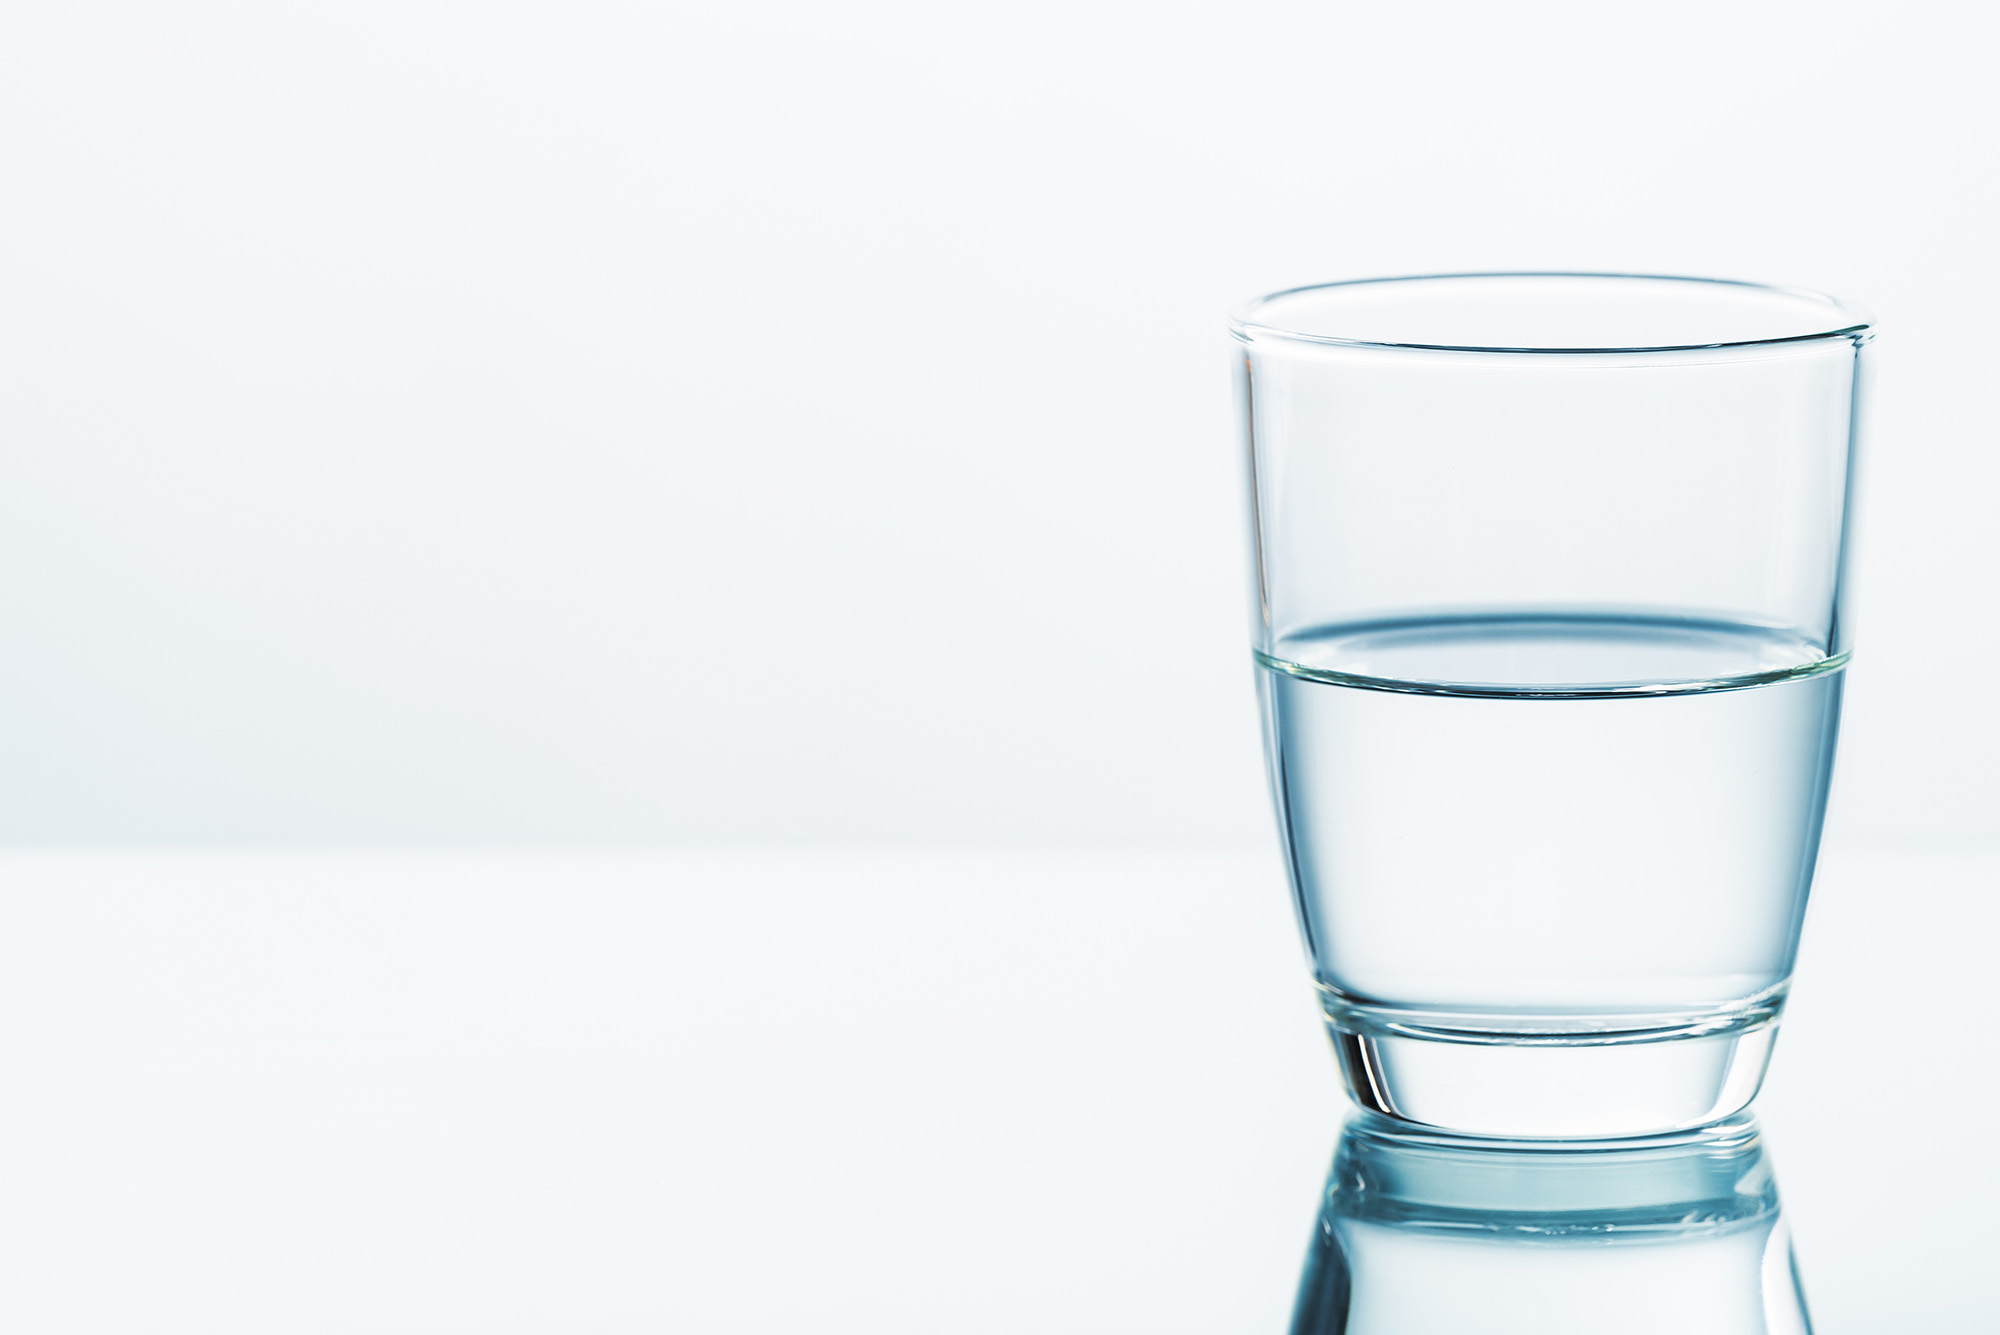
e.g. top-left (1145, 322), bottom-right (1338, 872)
top-left (1291, 1113), bottom-right (1811, 1334)
top-left (1233, 273), bottom-right (1869, 1138)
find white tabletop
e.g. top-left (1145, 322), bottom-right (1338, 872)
top-left (0, 846), bottom-right (1987, 1332)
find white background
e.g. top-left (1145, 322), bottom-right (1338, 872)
top-left (0, 0), bottom-right (1993, 847)
top-left (1, 9), bottom-right (1994, 1329)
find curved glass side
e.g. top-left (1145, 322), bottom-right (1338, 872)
top-left (1292, 1114), bottom-right (1811, 1334)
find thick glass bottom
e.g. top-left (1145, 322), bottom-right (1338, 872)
top-left (1328, 1011), bottom-right (1780, 1140)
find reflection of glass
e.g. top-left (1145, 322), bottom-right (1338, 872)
top-left (1233, 275), bottom-right (1869, 1138)
top-left (1292, 1113), bottom-right (1810, 1334)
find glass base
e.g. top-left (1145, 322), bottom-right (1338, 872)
top-left (1328, 1012), bottom-right (1780, 1141)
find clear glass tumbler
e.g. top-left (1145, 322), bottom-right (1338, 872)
top-left (1233, 274), bottom-right (1869, 1139)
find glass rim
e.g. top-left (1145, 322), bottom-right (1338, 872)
top-left (1230, 271), bottom-right (1873, 355)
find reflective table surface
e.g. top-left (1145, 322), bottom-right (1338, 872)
top-left (0, 846), bottom-right (1988, 1332)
